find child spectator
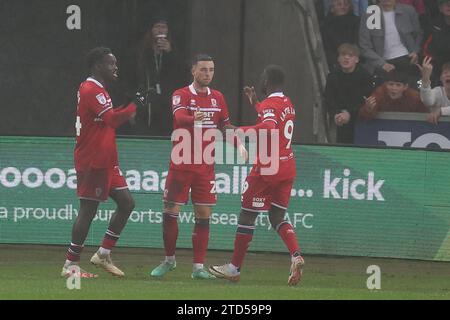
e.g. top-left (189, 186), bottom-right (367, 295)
top-left (359, 70), bottom-right (428, 120)
top-left (324, 44), bottom-right (374, 143)
top-left (418, 57), bottom-right (450, 124)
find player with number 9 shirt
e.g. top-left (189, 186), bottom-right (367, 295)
top-left (209, 65), bottom-right (305, 286)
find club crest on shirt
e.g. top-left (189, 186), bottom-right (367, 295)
top-left (211, 98), bottom-right (217, 107)
top-left (96, 93), bottom-right (107, 105)
top-left (172, 95), bottom-right (181, 106)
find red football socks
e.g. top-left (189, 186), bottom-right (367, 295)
top-left (163, 213), bottom-right (179, 256)
top-left (276, 221), bottom-right (300, 256)
top-left (101, 229), bottom-right (120, 250)
top-left (192, 218), bottom-right (210, 264)
top-left (231, 224), bottom-right (255, 270)
top-left (66, 242), bottom-right (83, 262)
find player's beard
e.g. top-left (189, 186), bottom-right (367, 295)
top-left (197, 78), bottom-right (211, 88)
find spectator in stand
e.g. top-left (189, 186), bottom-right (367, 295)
top-left (424, 0), bottom-right (441, 22)
top-left (325, 44), bottom-right (374, 143)
top-left (359, 70), bottom-right (428, 120)
top-left (418, 57), bottom-right (450, 124)
top-left (398, 0), bottom-right (425, 13)
top-left (323, 0), bottom-right (370, 16)
top-left (397, 0), bottom-right (426, 16)
top-left (397, 0), bottom-right (430, 34)
top-left (359, 0), bottom-right (423, 88)
top-left (321, 0), bottom-right (361, 67)
top-left (423, 0), bottom-right (450, 86)
top-left (133, 16), bottom-right (189, 136)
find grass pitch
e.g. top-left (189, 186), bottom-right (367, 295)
top-left (0, 244), bottom-right (449, 300)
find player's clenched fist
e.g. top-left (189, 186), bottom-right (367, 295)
top-left (194, 108), bottom-right (205, 122)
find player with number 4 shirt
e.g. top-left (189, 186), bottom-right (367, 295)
top-left (62, 47), bottom-right (148, 279)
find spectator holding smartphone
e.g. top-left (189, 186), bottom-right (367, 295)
top-left (134, 16), bottom-right (189, 136)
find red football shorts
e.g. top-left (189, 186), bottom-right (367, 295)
top-left (77, 166), bottom-right (128, 202)
top-left (241, 175), bottom-right (294, 212)
top-left (163, 169), bottom-right (216, 206)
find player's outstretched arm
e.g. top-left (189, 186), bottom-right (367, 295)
top-left (222, 124), bottom-right (248, 163)
top-left (101, 104), bottom-right (137, 129)
top-left (173, 107), bottom-right (205, 127)
top-left (107, 90), bottom-right (157, 128)
top-left (238, 120), bottom-right (276, 133)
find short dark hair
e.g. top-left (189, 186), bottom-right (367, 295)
top-left (263, 65), bottom-right (285, 87)
top-left (385, 70), bottom-right (408, 84)
top-left (86, 47), bottom-right (112, 70)
top-left (191, 54), bottom-right (214, 67)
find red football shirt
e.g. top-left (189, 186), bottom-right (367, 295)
top-left (251, 92), bottom-right (297, 181)
top-left (74, 77), bottom-right (118, 171)
top-left (170, 84), bottom-right (231, 173)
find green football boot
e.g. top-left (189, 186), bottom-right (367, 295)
top-left (150, 261), bottom-right (176, 277)
top-left (191, 268), bottom-right (216, 280)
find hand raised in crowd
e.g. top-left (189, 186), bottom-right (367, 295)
top-left (427, 108), bottom-right (441, 125)
top-left (382, 63), bottom-right (395, 73)
top-left (244, 86), bottom-right (258, 107)
top-left (364, 96), bottom-right (377, 111)
top-left (409, 52), bottom-right (419, 65)
top-left (334, 111), bottom-right (351, 126)
top-left (156, 36), bottom-right (172, 53)
top-left (416, 56), bottom-right (433, 87)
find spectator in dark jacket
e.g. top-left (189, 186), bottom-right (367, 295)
top-left (424, 0), bottom-right (450, 86)
top-left (321, 0), bottom-right (361, 67)
top-left (134, 17), bottom-right (189, 136)
top-left (325, 44), bottom-right (374, 143)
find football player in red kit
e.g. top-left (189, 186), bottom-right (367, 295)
top-left (61, 47), bottom-right (147, 278)
top-left (209, 65), bottom-right (305, 286)
top-left (150, 54), bottom-right (247, 279)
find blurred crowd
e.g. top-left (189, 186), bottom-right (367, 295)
top-left (117, 1), bottom-right (450, 146)
top-left (317, 0), bottom-right (450, 143)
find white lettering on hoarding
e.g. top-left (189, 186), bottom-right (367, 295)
top-left (378, 131), bottom-right (450, 149)
top-left (323, 169), bottom-right (384, 201)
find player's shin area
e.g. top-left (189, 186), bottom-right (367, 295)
top-left (170, 128), bottom-right (281, 174)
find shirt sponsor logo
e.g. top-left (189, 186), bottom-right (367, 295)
top-left (252, 197), bottom-right (266, 208)
top-left (252, 201), bottom-right (265, 208)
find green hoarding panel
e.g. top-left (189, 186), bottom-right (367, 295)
top-left (0, 136), bottom-right (449, 261)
